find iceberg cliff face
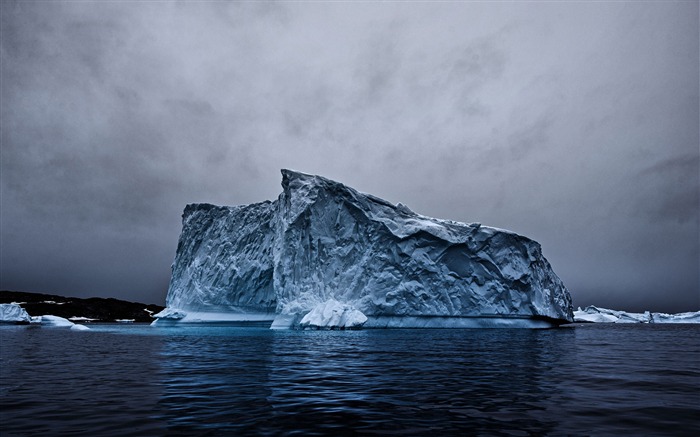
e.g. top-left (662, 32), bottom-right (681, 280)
top-left (160, 170), bottom-right (573, 327)
top-left (0, 303), bottom-right (31, 323)
top-left (166, 202), bottom-right (277, 315)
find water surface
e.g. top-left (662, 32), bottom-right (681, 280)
top-left (1, 324), bottom-right (698, 436)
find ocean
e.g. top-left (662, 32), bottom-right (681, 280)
top-left (1, 323), bottom-right (698, 436)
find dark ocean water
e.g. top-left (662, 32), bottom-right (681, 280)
top-left (1, 323), bottom-right (698, 436)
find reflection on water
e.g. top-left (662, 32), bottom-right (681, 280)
top-left (156, 328), bottom-right (275, 434)
top-left (156, 327), bottom-right (575, 435)
top-left (1, 324), bottom-right (699, 436)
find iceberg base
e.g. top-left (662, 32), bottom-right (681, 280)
top-left (151, 311), bottom-right (276, 327)
top-left (364, 316), bottom-right (559, 329)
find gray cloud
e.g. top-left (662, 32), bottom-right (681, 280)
top-left (1, 1), bottom-right (698, 311)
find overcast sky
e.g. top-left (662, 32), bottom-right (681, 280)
top-left (1, 1), bottom-right (698, 312)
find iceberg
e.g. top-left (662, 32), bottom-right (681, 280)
top-left (0, 304), bottom-right (90, 329)
top-left (573, 306), bottom-right (699, 324)
top-left (651, 311), bottom-right (700, 324)
top-left (155, 170), bottom-right (573, 328)
top-left (39, 315), bottom-right (75, 327)
top-left (298, 300), bottom-right (368, 330)
top-left (0, 303), bottom-right (31, 324)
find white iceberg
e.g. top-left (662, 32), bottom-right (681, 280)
top-left (157, 170), bottom-right (573, 328)
top-left (39, 315), bottom-right (75, 327)
top-left (573, 309), bottom-right (620, 323)
top-left (574, 306), bottom-right (698, 324)
top-left (69, 316), bottom-right (98, 322)
top-left (0, 307), bottom-right (90, 330)
top-left (298, 300), bottom-right (368, 330)
top-left (0, 303), bottom-right (32, 323)
top-left (651, 311), bottom-right (700, 324)
top-left (573, 306), bottom-right (651, 323)
top-left (152, 308), bottom-right (187, 320)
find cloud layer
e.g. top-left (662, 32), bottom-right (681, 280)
top-left (2, 2), bottom-right (698, 311)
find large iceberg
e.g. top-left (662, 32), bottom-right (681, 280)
top-left (0, 303), bottom-right (31, 324)
top-left (155, 170), bottom-right (573, 328)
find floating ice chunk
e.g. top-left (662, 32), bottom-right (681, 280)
top-left (70, 324), bottom-right (90, 331)
top-left (573, 306), bottom-right (652, 323)
top-left (299, 300), bottom-right (367, 330)
top-left (651, 311), bottom-right (700, 324)
top-left (574, 306), bottom-right (698, 323)
top-left (40, 315), bottom-right (75, 327)
top-left (69, 316), bottom-right (97, 322)
top-left (0, 303), bottom-right (31, 323)
top-left (153, 308), bottom-right (187, 320)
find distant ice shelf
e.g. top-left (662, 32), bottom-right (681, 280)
top-left (154, 170), bottom-right (574, 329)
top-left (573, 306), bottom-right (700, 324)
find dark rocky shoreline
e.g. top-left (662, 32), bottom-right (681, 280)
top-left (0, 290), bottom-right (164, 323)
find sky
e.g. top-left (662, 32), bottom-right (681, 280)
top-left (1, 1), bottom-right (698, 312)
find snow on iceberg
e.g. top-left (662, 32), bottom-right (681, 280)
top-left (573, 306), bottom-right (699, 324)
top-left (298, 300), bottom-right (368, 330)
top-left (0, 303), bottom-right (31, 323)
top-left (157, 170), bottom-right (574, 328)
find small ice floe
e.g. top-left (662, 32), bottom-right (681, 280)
top-left (0, 303), bottom-right (32, 323)
top-left (70, 324), bottom-right (90, 331)
top-left (298, 299), bottom-right (368, 330)
top-left (115, 319), bottom-right (135, 323)
top-left (68, 316), bottom-right (97, 322)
